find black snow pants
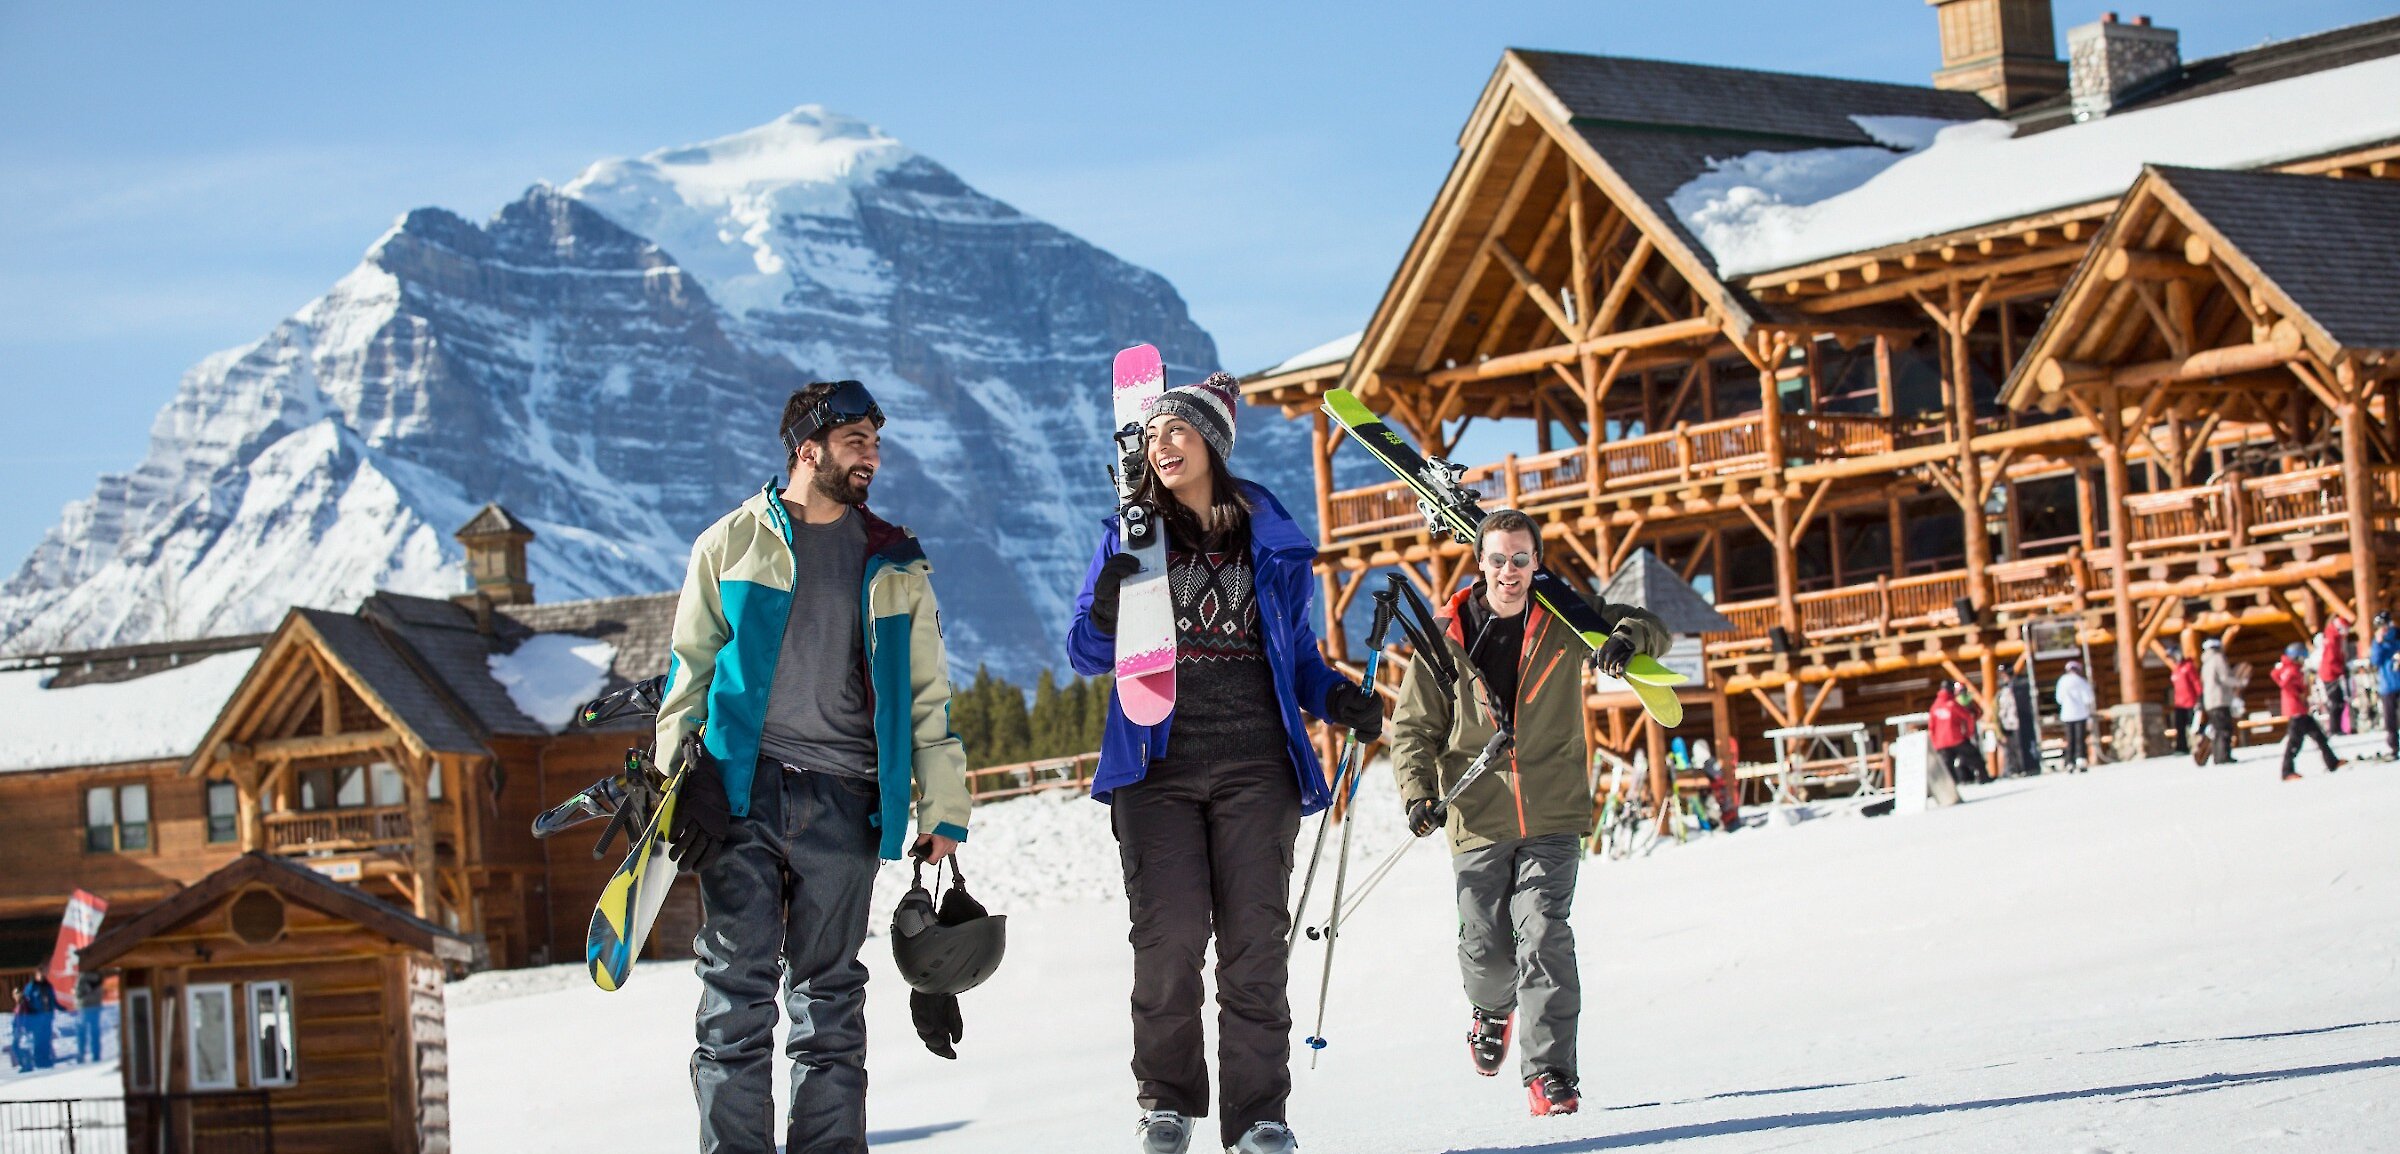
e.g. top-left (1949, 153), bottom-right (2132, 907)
top-left (1112, 756), bottom-right (1301, 1149)
top-left (2207, 706), bottom-right (2238, 764)
top-left (2280, 713), bottom-right (2340, 776)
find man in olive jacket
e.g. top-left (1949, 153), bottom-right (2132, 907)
top-left (1388, 509), bottom-right (1671, 1117)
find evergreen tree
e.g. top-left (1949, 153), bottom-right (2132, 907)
top-left (953, 664), bottom-right (994, 769)
top-left (1030, 669), bottom-right (1065, 759)
top-left (989, 675), bottom-right (1032, 765)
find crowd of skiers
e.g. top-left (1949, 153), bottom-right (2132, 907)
top-left (1921, 611), bottom-right (2393, 794)
top-left (649, 379), bottom-right (1675, 1154)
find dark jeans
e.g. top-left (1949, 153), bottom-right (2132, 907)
top-left (2207, 706), bottom-right (2238, 764)
top-left (2171, 706), bottom-right (2193, 754)
top-left (2064, 719), bottom-right (2090, 769)
top-left (1937, 743), bottom-right (1982, 790)
top-left (693, 763), bottom-right (881, 1154)
top-left (1112, 756), bottom-right (1300, 1148)
top-left (2281, 713), bottom-right (2340, 776)
top-left (1453, 834), bottom-right (1581, 1082)
top-left (2383, 691), bottom-right (2397, 756)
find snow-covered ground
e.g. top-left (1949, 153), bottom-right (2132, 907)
top-left (449, 734), bottom-right (2400, 1152)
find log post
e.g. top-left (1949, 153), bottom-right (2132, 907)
top-left (2100, 399), bottom-right (2143, 711)
top-left (2342, 399), bottom-right (2379, 628)
top-left (406, 757), bottom-right (439, 922)
top-left (1310, 409), bottom-right (1333, 549)
top-left (1949, 282), bottom-right (1991, 611)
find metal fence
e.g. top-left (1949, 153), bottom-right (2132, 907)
top-left (0, 1094), bottom-right (271, 1154)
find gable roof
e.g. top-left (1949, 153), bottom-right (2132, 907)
top-left (2152, 166), bottom-right (2400, 352)
top-left (78, 852), bottom-right (472, 970)
top-left (1602, 548), bottom-right (1736, 635)
top-left (455, 502), bottom-right (533, 539)
top-left (299, 608), bottom-right (492, 754)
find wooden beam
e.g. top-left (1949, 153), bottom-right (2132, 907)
top-left (220, 728), bottom-right (402, 763)
top-left (1487, 236), bottom-right (1576, 338)
top-left (1588, 235), bottom-right (1655, 339)
top-left (2039, 323), bottom-right (2304, 393)
top-left (1425, 315), bottom-right (1719, 385)
top-left (1411, 128), bottom-right (1556, 374)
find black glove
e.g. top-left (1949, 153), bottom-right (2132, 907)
top-left (1591, 631), bottom-right (1639, 679)
top-left (1086, 553), bottom-right (1143, 637)
top-left (911, 990), bottom-right (964, 1059)
top-left (667, 734), bottom-right (730, 872)
top-left (1327, 681), bottom-right (1384, 742)
top-left (1407, 797), bottom-right (1445, 838)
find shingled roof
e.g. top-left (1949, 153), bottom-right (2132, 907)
top-left (2011, 15), bottom-right (2400, 134)
top-left (298, 608), bottom-right (489, 754)
top-left (78, 852), bottom-right (472, 970)
top-left (1602, 549), bottom-right (1735, 636)
top-left (2152, 165), bottom-right (2400, 352)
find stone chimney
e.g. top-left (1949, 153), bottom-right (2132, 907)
top-left (2068, 12), bottom-right (2182, 121)
top-left (1927, 0), bottom-right (2068, 111)
top-left (453, 503), bottom-right (535, 607)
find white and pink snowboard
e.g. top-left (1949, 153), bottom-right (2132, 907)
top-left (1111, 344), bottom-right (1176, 725)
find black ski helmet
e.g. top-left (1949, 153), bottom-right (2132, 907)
top-left (891, 857), bottom-right (1006, 996)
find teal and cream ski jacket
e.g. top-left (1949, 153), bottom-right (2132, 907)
top-left (654, 481), bottom-right (970, 859)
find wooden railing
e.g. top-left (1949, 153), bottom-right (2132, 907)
top-left (1988, 554), bottom-right (2087, 615)
top-left (963, 753), bottom-right (1100, 801)
top-left (2123, 464), bottom-right (2356, 555)
top-left (264, 804), bottom-right (412, 855)
top-left (1713, 601), bottom-right (1780, 651)
top-left (1591, 413), bottom-right (1772, 491)
top-left (1785, 414), bottom-right (1895, 461)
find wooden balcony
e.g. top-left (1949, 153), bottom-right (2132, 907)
top-left (2123, 464), bottom-right (2367, 560)
top-left (263, 805), bottom-right (413, 855)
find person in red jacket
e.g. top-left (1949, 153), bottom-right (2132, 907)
top-left (2319, 616), bottom-right (2352, 735)
top-left (1928, 682), bottom-right (1983, 791)
top-left (2169, 648), bottom-right (2203, 756)
top-left (2273, 644), bottom-right (2344, 780)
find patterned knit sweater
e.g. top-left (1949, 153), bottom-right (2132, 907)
top-left (1154, 528), bottom-right (1288, 769)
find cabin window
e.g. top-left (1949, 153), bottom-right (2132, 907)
top-left (84, 784), bottom-right (151, 853)
top-left (299, 766), bottom-right (368, 811)
top-left (186, 984), bottom-right (236, 1091)
top-left (370, 762), bottom-right (405, 807)
top-left (205, 782), bottom-right (239, 843)
top-left (125, 987), bottom-right (155, 1090)
top-left (247, 981), bottom-right (296, 1087)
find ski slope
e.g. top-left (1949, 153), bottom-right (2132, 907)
top-left (447, 734), bottom-right (2400, 1152)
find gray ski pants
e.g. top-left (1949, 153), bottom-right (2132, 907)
top-left (1452, 833), bottom-right (1581, 1082)
top-left (693, 763), bottom-right (881, 1154)
top-left (1112, 756), bottom-right (1301, 1149)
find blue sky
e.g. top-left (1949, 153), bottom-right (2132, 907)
top-left (0, 0), bottom-right (2384, 565)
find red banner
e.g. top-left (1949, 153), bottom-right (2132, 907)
top-left (45, 889), bottom-right (108, 1012)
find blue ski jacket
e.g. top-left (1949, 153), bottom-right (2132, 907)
top-left (655, 480), bottom-right (970, 860)
top-left (2373, 626), bottom-right (2400, 695)
top-left (1066, 480), bottom-right (1347, 814)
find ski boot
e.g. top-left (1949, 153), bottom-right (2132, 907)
top-left (1467, 1008), bottom-right (1512, 1077)
top-left (1227, 1121), bottom-right (1298, 1154)
top-left (1528, 1070), bottom-right (1580, 1116)
top-left (1137, 1111), bottom-right (1192, 1154)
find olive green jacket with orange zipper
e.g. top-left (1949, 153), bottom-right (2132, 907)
top-left (1390, 583), bottom-right (1670, 855)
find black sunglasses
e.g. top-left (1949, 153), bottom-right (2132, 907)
top-left (782, 380), bottom-right (885, 454)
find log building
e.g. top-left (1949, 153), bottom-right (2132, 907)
top-left (0, 506), bottom-right (687, 975)
top-left (1244, 6), bottom-right (2400, 782)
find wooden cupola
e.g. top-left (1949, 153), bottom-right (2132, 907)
top-left (453, 503), bottom-right (534, 607)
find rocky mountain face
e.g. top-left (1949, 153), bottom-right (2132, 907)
top-left (1, 107), bottom-right (1309, 682)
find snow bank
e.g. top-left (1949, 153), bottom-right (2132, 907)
top-left (1674, 54), bottom-right (2400, 276)
top-left (449, 733), bottom-right (2400, 1151)
top-left (486, 634), bottom-right (616, 732)
top-left (0, 649), bottom-right (256, 772)
top-left (1262, 330), bottom-right (1362, 377)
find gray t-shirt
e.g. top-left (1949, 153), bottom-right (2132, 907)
top-left (756, 505), bottom-right (878, 778)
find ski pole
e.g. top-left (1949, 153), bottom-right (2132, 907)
top-left (1291, 581), bottom-right (1401, 945)
top-left (1307, 728), bottom-right (1513, 938)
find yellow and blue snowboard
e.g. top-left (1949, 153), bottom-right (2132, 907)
top-left (586, 769), bottom-right (685, 991)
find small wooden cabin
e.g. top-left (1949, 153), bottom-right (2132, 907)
top-left (77, 852), bottom-right (471, 1154)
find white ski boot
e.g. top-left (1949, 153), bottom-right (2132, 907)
top-left (1227, 1121), bottom-right (1299, 1154)
top-left (1137, 1110), bottom-right (1192, 1154)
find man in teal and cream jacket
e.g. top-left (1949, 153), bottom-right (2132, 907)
top-left (655, 379), bottom-right (970, 1153)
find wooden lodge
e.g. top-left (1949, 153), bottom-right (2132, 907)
top-left (0, 505), bottom-right (689, 976)
top-left (77, 852), bottom-right (472, 1154)
top-left (1244, 5), bottom-right (2400, 784)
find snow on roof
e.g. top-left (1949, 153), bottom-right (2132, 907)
top-left (1261, 331), bottom-right (1362, 377)
top-left (1672, 54), bottom-right (2400, 278)
top-left (0, 649), bottom-right (258, 773)
top-left (487, 633), bottom-right (618, 733)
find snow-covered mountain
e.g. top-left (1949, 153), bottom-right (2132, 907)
top-left (0, 107), bottom-right (1308, 681)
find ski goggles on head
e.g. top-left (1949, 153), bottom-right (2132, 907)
top-left (781, 380), bottom-right (885, 453)
top-left (1482, 550), bottom-right (1536, 571)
